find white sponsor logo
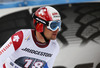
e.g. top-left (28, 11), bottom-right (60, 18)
top-left (13, 35), bottom-right (20, 42)
top-left (36, 18), bottom-right (46, 24)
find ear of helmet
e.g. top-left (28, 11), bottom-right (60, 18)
top-left (33, 18), bottom-right (44, 32)
top-left (36, 22), bottom-right (44, 33)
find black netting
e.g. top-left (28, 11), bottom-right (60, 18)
top-left (0, 10), bottom-right (33, 46)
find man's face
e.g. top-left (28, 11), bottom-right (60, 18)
top-left (44, 26), bottom-right (59, 40)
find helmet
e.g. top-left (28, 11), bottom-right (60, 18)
top-left (33, 6), bottom-right (61, 32)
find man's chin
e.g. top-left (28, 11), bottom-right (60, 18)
top-left (51, 37), bottom-right (56, 40)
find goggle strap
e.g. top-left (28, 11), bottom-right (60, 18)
top-left (33, 14), bottom-right (49, 26)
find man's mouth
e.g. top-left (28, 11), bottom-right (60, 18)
top-left (53, 33), bottom-right (57, 35)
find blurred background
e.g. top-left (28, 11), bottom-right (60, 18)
top-left (0, 0), bottom-right (100, 68)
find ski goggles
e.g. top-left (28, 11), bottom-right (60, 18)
top-left (33, 14), bottom-right (62, 31)
top-left (47, 20), bottom-right (61, 31)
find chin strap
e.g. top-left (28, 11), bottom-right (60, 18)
top-left (41, 32), bottom-right (49, 43)
top-left (35, 30), bottom-right (49, 43)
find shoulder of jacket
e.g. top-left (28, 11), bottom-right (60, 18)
top-left (16, 29), bottom-right (32, 32)
top-left (11, 29), bottom-right (24, 50)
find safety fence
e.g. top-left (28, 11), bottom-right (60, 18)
top-left (0, 0), bottom-right (100, 9)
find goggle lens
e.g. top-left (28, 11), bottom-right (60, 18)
top-left (48, 20), bottom-right (61, 31)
